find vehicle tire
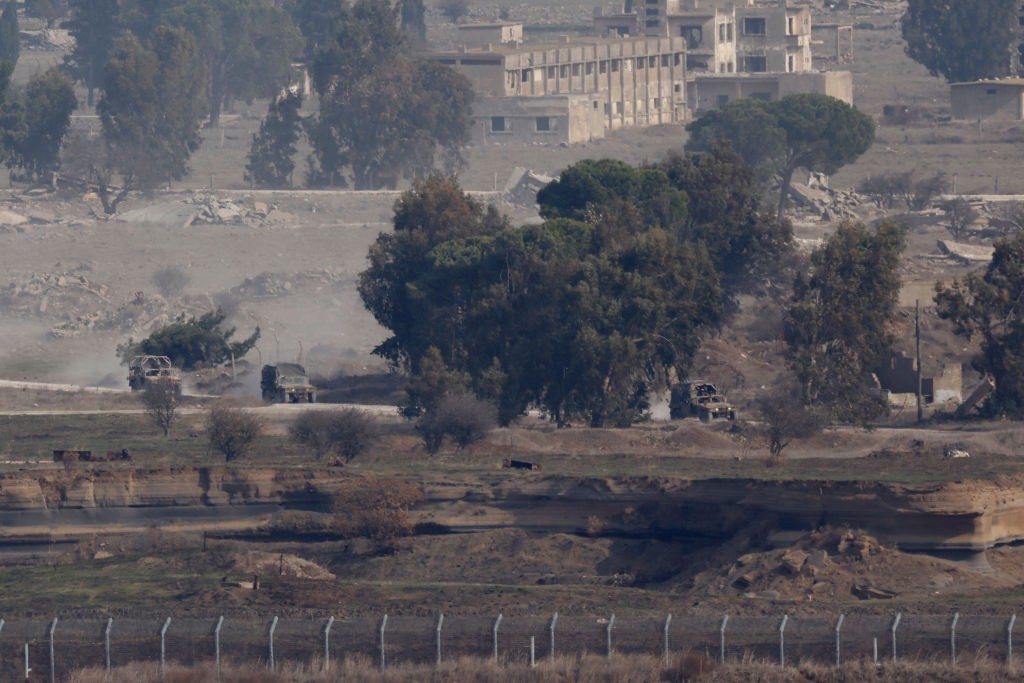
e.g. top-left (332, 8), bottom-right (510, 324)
top-left (728, 411), bottom-right (737, 420)
top-left (699, 410), bottom-right (711, 423)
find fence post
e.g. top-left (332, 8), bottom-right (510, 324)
top-left (160, 617), bottom-right (171, 678)
top-left (550, 613), bottom-right (558, 663)
top-left (663, 614), bottom-right (672, 664)
top-left (891, 613), bottom-right (901, 663)
top-left (436, 613), bottom-right (444, 666)
top-left (950, 612), bottom-right (960, 666)
top-left (606, 614), bottom-right (615, 657)
top-left (1009, 614), bottom-right (1017, 670)
top-left (49, 616), bottom-right (58, 683)
top-left (105, 617), bottom-right (113, 671)
top-left (379, 614), bottom-right (388, 672)
top-left (268, 616), bottom-right (278, 671)
top-left (493, 613), bottom-right (503, 664)
top-left (778, 614), bottom-right (789, 667)
top-left (835, 614), bottom-right (845, 666)
top-left (719, 614), bottom-right (729, 665)
top-left (530, 636), bottom-right (535, 668)
top-left (24, 642), bottom-right (30, 680)
top-left (214, 616), bottom-right (224, 678)
top-left (323, 616), bottom-right (334, 672)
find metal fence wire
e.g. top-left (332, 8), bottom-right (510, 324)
top-left (0, 612), bottom-right (1020, 679)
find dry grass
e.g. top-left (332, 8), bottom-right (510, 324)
top-left (66, 654), bottom-right (1024, 682)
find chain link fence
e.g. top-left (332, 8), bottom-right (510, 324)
top-left (0, 612), bottom-right (1018, 680)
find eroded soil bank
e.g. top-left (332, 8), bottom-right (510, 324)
top-left (0, 466), bottom-right (1018, 552)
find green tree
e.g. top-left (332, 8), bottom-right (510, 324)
top-left (362, 176), bottom-right (727, 427)
top-left (146, 0), bottom-right (303, 127)
top-left (97, 27), bottom-right (207, 212)
top-left (358, 174), bottom-right (509, 370)
top-left (307, 0), bottom-right (473, 188)
top-left (121, 309), bottom-right (259, 371)
top-left (655, 144), bottom-right (793, 295)
top-left (65, 0), bottom-right (121, 107)
top-left (936, 232), bottom-right (1024, 416)
top-left (902, 0), bottom-right (1016, 83)
top-left (245, 91), bottom-right (303, 188)
top-left (686, 93), bottom-right (875, 213)
top-left (785, 220), bottom-right (906, 423)
top-left (25, 0), bottom-right (69, 27)
top-left (289, 0), bottom-right (344, 60)
top-left (400, 0), bottom-right (426, 44)
top-left (9, 67), bottom-right (77, 182)
top-left (140, 380), bottom-right (181, 438)
top-left (0, 1), bottom-right (19, 67)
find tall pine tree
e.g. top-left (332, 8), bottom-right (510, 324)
top-left (0, 1), bottom-right (19, 67)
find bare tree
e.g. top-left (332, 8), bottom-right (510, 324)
top-left (288, 408), bottom-right (377, 461)
top-left (941, 197), bottom-right (979, 239)
top-left (207, 405), bottom-right (264, 461)
top-left (140, 381), bottom-right (181, 437)
top-left (758, 396), bottom-right (824, 466)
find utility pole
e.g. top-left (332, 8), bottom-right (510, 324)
top-left (916, 300), bottom-right (923, 423)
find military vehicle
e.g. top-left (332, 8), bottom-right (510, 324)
top-left (670, 380), bottom-right (736, 422)
top-left (127, 355), bottom-right (182, 392)
top-left (261, 363), bottom-right (316, 403)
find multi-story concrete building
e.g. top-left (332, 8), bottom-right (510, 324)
top-left (595, 0), bottom-right (811, 74)
top-left (432, 33), bottom-right (688, 144)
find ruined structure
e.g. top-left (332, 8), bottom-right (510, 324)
top-left (434, 33), bottom-right (687, 144)
top-left (875, 351), bottom-right (963, 407)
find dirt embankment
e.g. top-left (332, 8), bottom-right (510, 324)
top-left (1, 467), bottom-right (1021, 553)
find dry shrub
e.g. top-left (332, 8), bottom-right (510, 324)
top-left (331, 476), bottom-right (424, 541)
top-left (207, 404), bottom-right (264, 461)
top-left (289, 408), bottom-right (376, 461)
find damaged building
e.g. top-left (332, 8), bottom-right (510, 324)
top-left (875, 351), bottom-right (962, 408)
top-left (432, 31), bottom-right (688, 144)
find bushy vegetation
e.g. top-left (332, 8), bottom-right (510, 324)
top-left (416, 392), bottom-right (496, 453)
top-left (139, 381), bottom-right (181, 438)
top-left (289, 409), bottom-right (377, 461)
top-left (331, 475), bottom-right (423, 541)
top-left (118, 309), bottom-right (259, 371)
top-left (206, 405), bottom-right (263, 461)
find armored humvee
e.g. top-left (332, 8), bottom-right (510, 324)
top-left (128, 355), bottom-right (182, 392)
top-left (261, 363), bottom-right (316, 403)
top-left (670, 380), bottom-right (736, 422)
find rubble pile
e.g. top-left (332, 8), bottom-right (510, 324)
top-left (788, 179), bottom-right (866, 222)
top-left (229, 270), bottom-right (341, 298)
top-left (185, 193), bottom-right (297, 226)
top-left (1, 271), bottom-right (111, 318)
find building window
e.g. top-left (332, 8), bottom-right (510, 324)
top-left (599, 60), bottom-right (608, 74)
top-left (680, 25), bottom-right (702, 49)
top-left (653, 97), bottom-right (661, 108)
top-left (490, 117), bottom-right (507, 132)
top-left (560, 65), bottom-right (569, 78)
top-left (674, 53), bottom-right (682, 66)
top-left (593, 100), bottom-right (600, 109)
top-left (661, 54), bottom-right (669, 67)
top-left (612, 59), bottom-right (620, 72)
top-left (572, 63), bottom-right (581, 77)
top-left (645, 20), bottom-right (658, 28)
top-left (717, 94), bottom-right (730, 107)
top-left (536, 117), bottom-right (552, 132)
top-left (615, 101), bottom-right (623, 114)
top-left (521, 69), bottom-right (532, 81)
top-left (674, 83), bottom-right (681, 92)
top-left (604, 103), bottom-right (610, 114)
top-left (637, 57), bottom-right (645, 69)
top-left (547, 66), bottom-right (556, 78)
top-left (788, 55), bottom-right (794, 72)
top-left (586, 62), bottom-right (594, 75)
top-left (646, 8), bottom-right (658, 16)
top-left (648, 56), bottom-right (657, 68)
top-left (727, 23), bottom-right (733, 40)
top-left (987, 88), bottom-right (998, 95)
top-left (718, 23), bottom-right (726, 42)
top-left (788, 16), bottom-right (795, 34)
top-left (727, 61), bottom-right (734, 72)
top-left (741, 55), bottom-right (767, 72)
top-left (743, 17), bottom-right (766, 36)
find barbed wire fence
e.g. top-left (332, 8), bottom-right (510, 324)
top-left (0, 612), bottom-right (1018, 681)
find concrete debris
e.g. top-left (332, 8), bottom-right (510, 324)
top-left (787, 181), bottom-right (863, 221)
top-left (504, 167), bottom-right (554, 207)
top-left (944, 447), bottom-right (970, 459)
top-left (851, 583), bottom-right (897, 600)
top-left (230, 270), bottom-right (338, 298)
top-left (936, 240), bottom-right (994, 264)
